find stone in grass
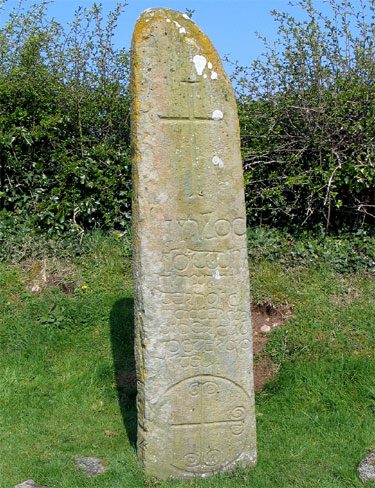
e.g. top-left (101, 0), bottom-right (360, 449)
top-left (13, 481), bottom-right (49, 488)
top-left (358, 450), bottom-right (375, 482)
top-left (260, 324), bottom-right (272, 334)
top-left (76, 457), bottom-right (108, 477)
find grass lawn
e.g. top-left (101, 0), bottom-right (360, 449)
top-left (1, 233), bottom-right (375, 487)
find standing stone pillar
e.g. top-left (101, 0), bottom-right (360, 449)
top-left (131, 8), bottom-right (256, 480)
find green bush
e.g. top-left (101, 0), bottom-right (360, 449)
top-left (234, 0), bottom-right (375, 231)
top-left (0, 1), bottom-right (131, 236)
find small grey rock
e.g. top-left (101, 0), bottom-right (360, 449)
top-left (13, 481), bottom-right (49, 488)
top-left (358, 450), bottom-right (375, 482)
top-left (76, 457), bottom-right (107, 477)
top-left (260, 324), bottom-right (272, 334)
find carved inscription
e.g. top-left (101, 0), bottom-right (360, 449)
top-left (150, 58), bottom-right (253, 477)
top-left (157, 376), bottom-right (251, 473)
top-left (153, 210), bottom-right (250, 378)
top-left (163, 213), bottom-right (247, 250)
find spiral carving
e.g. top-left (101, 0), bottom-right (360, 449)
top-left (230, 406), bottom-right (245, 420)
top-left (204, 381), bottom-right (219, 395)
top-left (189, 382), bottom-right (201, 396)
top-left (184, 452), bottom-right (200, 467)
top-left (231, 422), bottom-right (244, 435)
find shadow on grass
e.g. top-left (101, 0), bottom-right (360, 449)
top-left (110, 297), bottom-right (137, 448)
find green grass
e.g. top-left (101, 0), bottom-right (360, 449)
top-left (1, 234), bottom-right (375, 487)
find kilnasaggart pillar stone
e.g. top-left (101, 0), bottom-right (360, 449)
top-left (131, 8), bottom-right (256, 479)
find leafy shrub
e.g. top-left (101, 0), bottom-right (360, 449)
top-left (0, 1), bottom-right (131, 236)
top-left (234, 0), bottom-right (375, 230)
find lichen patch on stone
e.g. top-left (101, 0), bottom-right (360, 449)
top-left (211, 71), bottom-right (218, 80)
top-left (212, 155), bottom-right (224, 168)
top-left (156, 193), bottom-right (168, 204)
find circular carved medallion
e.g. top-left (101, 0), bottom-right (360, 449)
top-left (156, 375), bottom-right (251, 474)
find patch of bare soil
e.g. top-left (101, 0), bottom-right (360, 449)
top-left (25, 260), bottom-right (75, 294)
top-left (252, 301), bottom-right (292, 391)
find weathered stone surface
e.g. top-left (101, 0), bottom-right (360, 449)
top-left (75, 457), bottom-right (107, 477)
top-left (131, 8), bottom-right (256, 480)
top-left (358, 451), bottom-right (375, 482)
top-left (13, 481), bottom-right (49, 488)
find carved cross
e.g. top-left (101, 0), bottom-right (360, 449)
top-left (158, 80), bottom-right (223, 198)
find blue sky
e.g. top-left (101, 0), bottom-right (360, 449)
top-left (0, 0), bottom-right (365, 71)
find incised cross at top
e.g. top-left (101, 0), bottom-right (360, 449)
top-left (158, 79), bottom-right (223, 199)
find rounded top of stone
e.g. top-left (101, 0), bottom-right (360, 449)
top-left (133, 8), bottom-right (200, 40)
top-left (132, 7), bottom-right (227, 89)
top-left (138, 7), bottom-right (195, 20)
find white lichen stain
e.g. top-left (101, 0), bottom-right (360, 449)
top-left (183, 13), bottom-right (190, 20)
top-left (208, 62), bottom-right (213, 69)
top-left (211, 71), bottom-right (218, 80)
top-left (192, 54), bottom-right (206, 76)
top-left (179, 27), bottom-right (186, 34)
top-left (203, 74), bottom-right (207, 79)
top-left (173, 20), bottom-right (181, 28)
top-left (157, 193), bottom-right (168, 204)
top-left (212, 155), bottom-right (224, 168)
top-left (213, 269), bottom-right (221, 280)
top-left (212, 110), bottom-right (223, 120)
top-left (166, 18), bottom-right (171, 22)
